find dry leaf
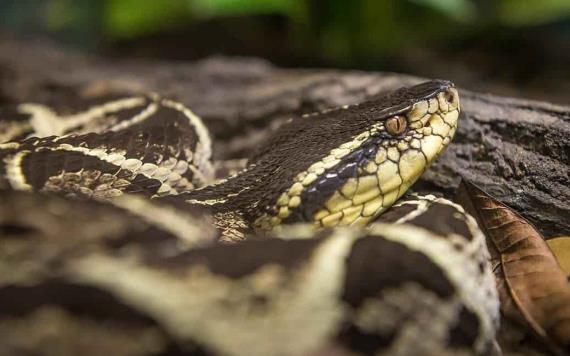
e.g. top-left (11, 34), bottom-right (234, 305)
top-left (547, 237), bottom-right (570, 276)
top-left (455, 179), bottom-right (570, 355)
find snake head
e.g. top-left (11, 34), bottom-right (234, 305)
top-left (256, 80), bottom-right (460, 230)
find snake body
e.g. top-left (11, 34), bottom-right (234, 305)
top-left (0, 80), bottom-right (499, 355)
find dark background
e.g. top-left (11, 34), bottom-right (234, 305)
top-left (1, 0), bottom-right (569, 104)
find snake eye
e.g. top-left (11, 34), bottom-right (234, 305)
top-left (385, 115), bottom-right (407, 136)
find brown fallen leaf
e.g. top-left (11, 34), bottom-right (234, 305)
top-left (547, 237), bottom-right (570, 277)
top-left (455, 179), bottom-right (570, 355)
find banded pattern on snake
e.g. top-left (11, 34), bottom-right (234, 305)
top-left (0, 80), bottom-right (500, 355)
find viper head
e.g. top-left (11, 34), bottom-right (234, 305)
top-left (253, 80), bottom-right (459, 229)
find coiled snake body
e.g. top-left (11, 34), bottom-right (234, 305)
top-left (0, 81), bottom-right (500, 355)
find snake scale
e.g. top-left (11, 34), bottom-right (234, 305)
top-left (0, 80), bottom-right (500, 355)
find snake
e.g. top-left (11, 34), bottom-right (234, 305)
top-left (0, 80), bottom-right (500, 355)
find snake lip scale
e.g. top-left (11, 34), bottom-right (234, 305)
top-left (0, 80), bottom-right (499, 356)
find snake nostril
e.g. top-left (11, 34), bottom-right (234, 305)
top-left (444, 91), bottom-right (454, 103)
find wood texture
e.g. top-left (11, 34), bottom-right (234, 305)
top-left (0, 37), bottom-right (568, 236)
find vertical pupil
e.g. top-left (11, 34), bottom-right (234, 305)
top-left (387, 116), bottom-right (405, 135)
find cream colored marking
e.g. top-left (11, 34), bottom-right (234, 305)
top-left (355, 174), bottom-right (378, 193)
top-left (331, 148), bottom-right (350, 159)
top-left (17, 104), bottom-right (59, 136)
top-left (20, 97), bottom-right (146, 137)
top-left (322, 158), bottom-right (340, 170)
top-left (0, 121), bottom-right (32, 142)
top-left (302, 172), bottom-right (318, 186)
top-left (314, 210), bottom-right (329, 221)
top-left (352, 185), bottom-right (380, 206)
top-left (278, 206), bottom-right (290, 219)
top-left (377, 161), bottom-right (401, 193)
top-left (368, 223), bottom-right (498, 353)
top-left (397, 141), bottom-right (408, 151)
top-left (213, 211), bottom-right (248, 243)
top-left (160, 157), bottom-right (178, 170)
top-left (107, 153), bottom-right (126, 166)
top-left (340, 205), bottom-right (363, 225)
top-left (71, 229), bottom-right (358, 356)
top-left (174, 160), bottom-right (189, 175)
top-left (340, 178), bottom-right (358, 198)
top-left (50, 144), bottom-right (178, 194)
top-left (430, 114), bottom-right (451, 137)
top-left (437, 92), bottom-right (450, 112)
top-left (374, 147), bottom-right (387, 164)
top-left (321, 212), bottom-right (343, 227)
top-left (110, 195), bottom-right (215, 247)
top-left (410, 138), bottom-right (421, 149)
top-left (362, 197), bottom-right (383, 217)
top-left (357, 283), bottom-right (464, 356)
top-left (185, 197), bottom-right (228, 206)
top-left (409, 121), bottom-right (423, 130)
top-left (0, 142), bottom-right (20, 150)
top-left (389, 197), bottom-right (431, 224)
top-left (167, 172), bottom-right (182, 184)
top-left (122, 158), bottom-right (143, 171)
top-left (153, 167), bottom-right (171, 181)
top-left (382, 189), bottom-right (399, 208)
top-left (288, 196), bottom-right (301, 208)
top-left (187, 164), bottom-right (212, 188)
top-left (443, 109), bottom-right (459, 126)
top-left (325, 191), bottom-right (353, 213)
top-left (289, 182), bottom-right (304, 196)
top-left (387, 147), bottom-right (400, 161)
top-left (407, 100), bottom-right (428, 121)
top-left (339, 140), bottom-right (361, 151)
top-left (308, 162), bottom-right (324, 174)
top-left (162, 99), bottom-right (214, 184)
top-left (322, 155), bottom-right (337, 163)
top-left (277, 193), bottom-right (289, 207)
top-left (140, 163), bottom-right (158, 176)
top-left (4, 151), bottom-right (32, 190)
top-left (398, 150), bottom-right (427, 182)
top-left (355, 131), bottom-right (370, 141)
top-left (419, 134), bottom-right (443, 161)
top-left (107, 102), bottom-right (158, 132)
top-left (363, 161), bottom-right (377, 174)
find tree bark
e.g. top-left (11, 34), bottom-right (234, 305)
top-left (1, 37), bottom-right (568, 237)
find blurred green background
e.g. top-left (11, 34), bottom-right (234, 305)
top-left (1, 0), bottom-right (569, 102)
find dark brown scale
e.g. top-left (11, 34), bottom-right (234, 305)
top-left (447, 307), bottom-right (481, 348)
top-left (342, 236), bottom-right (456, 305)
top-left (377, 200), bottom-right (475, 241)
top-left (406, 202), bottom-right (474, 241)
